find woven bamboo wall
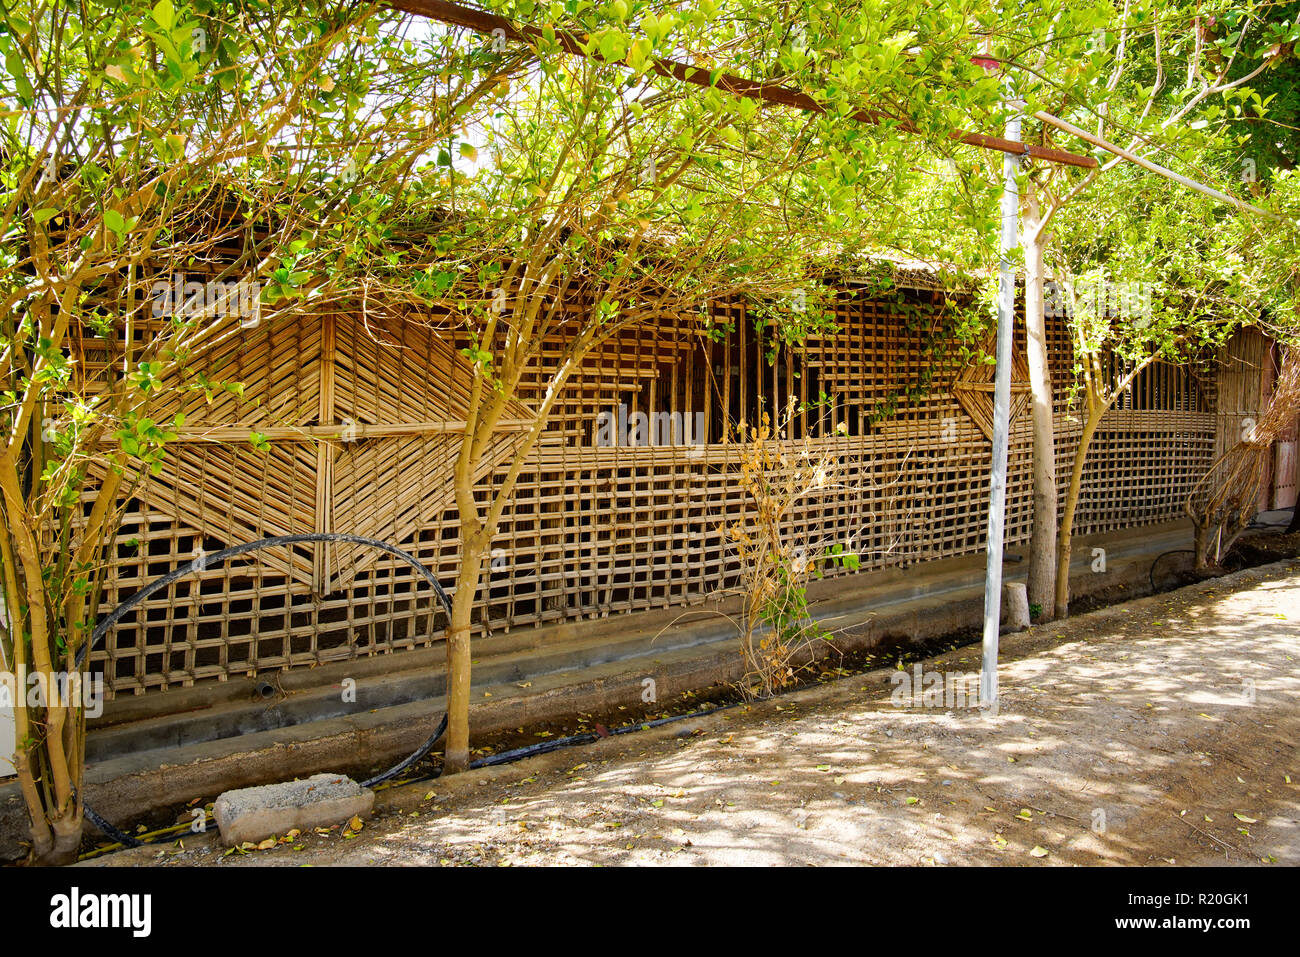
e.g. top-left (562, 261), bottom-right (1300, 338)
top-left (80, 281), bottom-right (1218, 696)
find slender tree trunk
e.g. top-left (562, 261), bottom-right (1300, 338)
top-left (1055, 401), bottom-right (1101, 618)
top-left (1193, 521), bottom-right (1213, 569)
top-left (443, 538), bottom-right (485, 773)
top-left (38, 806), bottom-right (85, 866)
top-left (1023, 187), bottom-right (1057, 620)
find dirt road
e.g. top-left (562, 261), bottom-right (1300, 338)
top-left (101, 560), bottom-right (1300, 867)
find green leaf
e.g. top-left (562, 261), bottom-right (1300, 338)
top-left (152, 0), bottom-right (175, 30)
top-left (627, 37), bottom-right (651, 72)
top-left (4, 48), bottom-right (33, 102)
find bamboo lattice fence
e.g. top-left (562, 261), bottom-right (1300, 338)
top-left (77, 276), bottom-right (1221, 697)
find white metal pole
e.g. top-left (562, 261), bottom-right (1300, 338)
top-left (981, 101), bottom-right (1022, 713)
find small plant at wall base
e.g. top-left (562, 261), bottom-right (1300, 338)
top-left (721, 402), bottom-right (856, 699)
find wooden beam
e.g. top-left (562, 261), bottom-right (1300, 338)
top-left (95, 418), bottom-right (537, 445)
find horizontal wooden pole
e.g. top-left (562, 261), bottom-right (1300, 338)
top-left (954, 381), bottom-right (1032, 392)
top-left (97, 419), bottom-right (536, 445)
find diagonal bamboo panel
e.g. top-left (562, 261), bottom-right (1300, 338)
top-left (324, 313), bottom-right (534, 586)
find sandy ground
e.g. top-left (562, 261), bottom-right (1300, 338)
top-left (100, 560), bottom-right (1300, 867)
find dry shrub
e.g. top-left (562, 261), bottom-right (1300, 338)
top-left (1186, 346), bottom-right (1300, 567)
top-left (721, 401), bottom-right (856, 699)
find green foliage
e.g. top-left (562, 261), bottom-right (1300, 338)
top-left (113, 411), bottom-right (182, 472)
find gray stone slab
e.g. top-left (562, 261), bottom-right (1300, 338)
top-left (214, 773), bottom-right (373, 846)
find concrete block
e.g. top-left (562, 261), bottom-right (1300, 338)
top-left (213, 773), bottom-right (373, 846)
top-left (1002, 582), bottom-right (1031, 631)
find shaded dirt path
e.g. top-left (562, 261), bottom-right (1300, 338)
top-left (101, 561), bottom-right (1300, 867)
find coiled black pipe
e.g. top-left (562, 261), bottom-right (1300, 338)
top-left (75, 533), bottom-right (453, 849)
top-left (362, 713), bottom-right (449, 789)
top-left (82, 800), bottom-right (132, 848)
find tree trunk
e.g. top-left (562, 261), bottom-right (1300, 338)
top-left (1023, 187), bottom-right (1057, 620)
top-left (31, 808), bottom-right (83, 866)
top-left (1193, 520), bottom-right (1214, 570)
top-left (1055, 404), bottom-right (1101, 619)
top-left (443, 544), bottom-right (485, 773)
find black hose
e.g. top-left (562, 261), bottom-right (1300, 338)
top-left (1150, 549), bottom-right (1196, 593)
top-left (75, 533), bottom-right (453, 849)
top-left (361, 713), bottom-right (449, 789)
top-left (465, 704), bottom-right (733, 770)
top-left (77, 532), bottom-right (451, 670)
top-left (77, 704), bottom-right (734, 855)
top-left (81, 792), bottom-right (143, 849)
